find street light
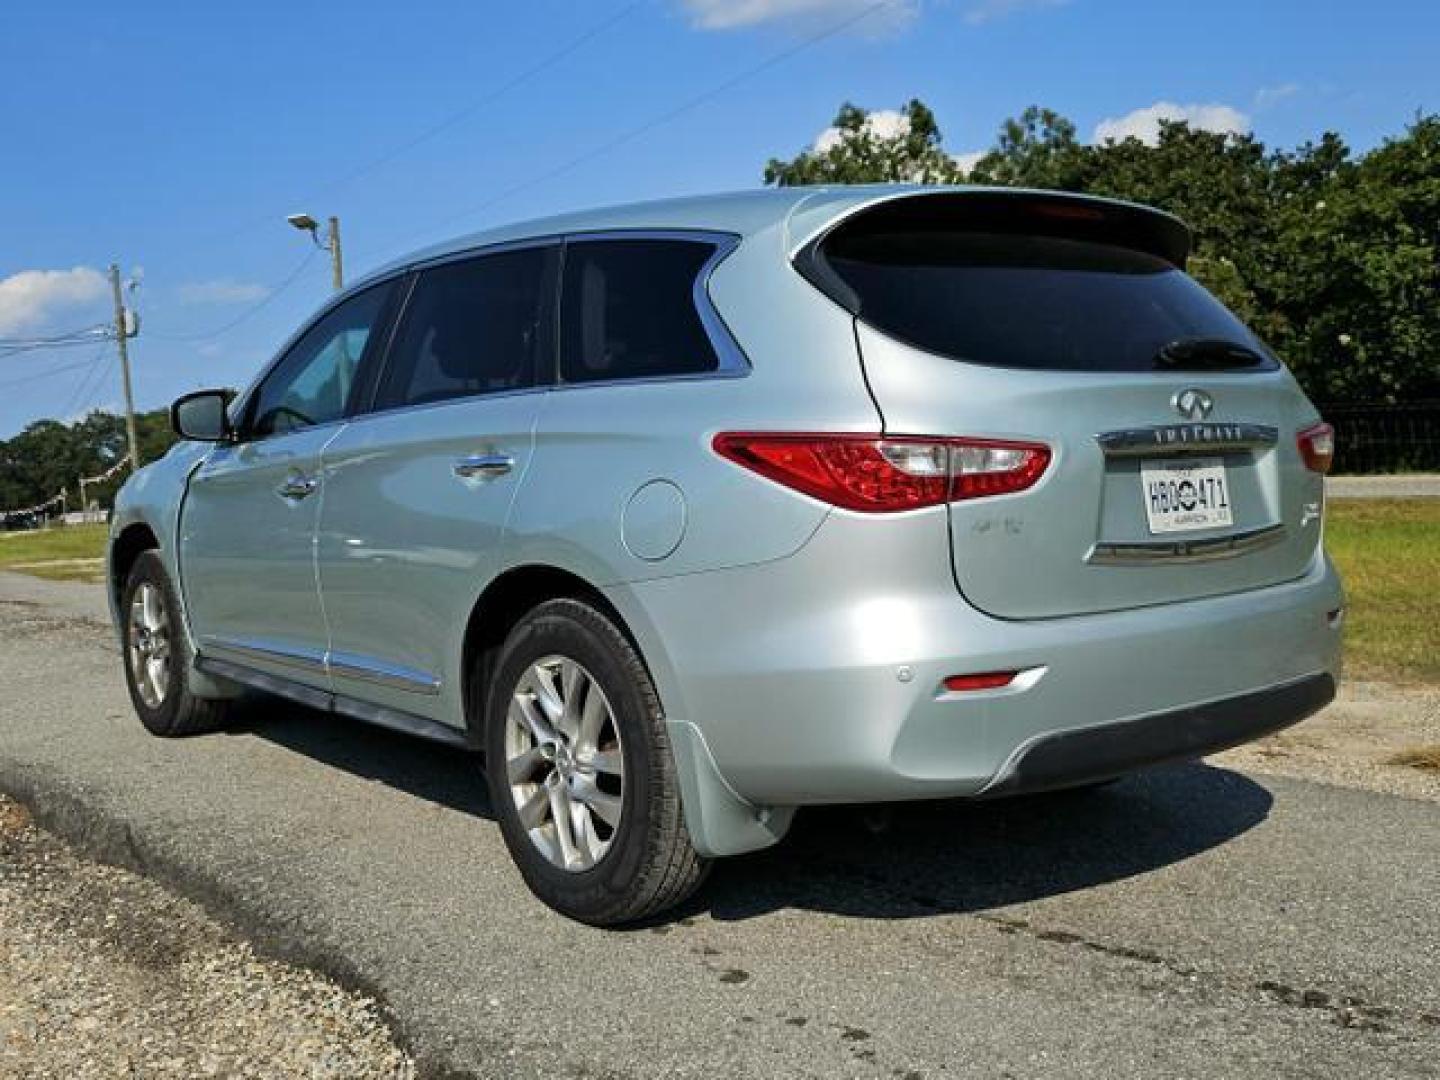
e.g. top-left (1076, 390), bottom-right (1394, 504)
top-left (288, 212), bottom-right (344, 292)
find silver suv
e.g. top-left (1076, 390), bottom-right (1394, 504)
top-left (109, 186), bottom-right (1342, 924)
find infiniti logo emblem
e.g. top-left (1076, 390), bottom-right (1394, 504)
top-left (1173, 388), bottom-right (1214, 421)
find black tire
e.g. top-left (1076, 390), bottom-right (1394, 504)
top-left (120, 550), bottom-right (231, 737)
top-left (484, 598), bottom-right (709, 925)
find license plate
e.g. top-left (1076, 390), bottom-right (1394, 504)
top-left (1140, 457), bottom-right (1233, 534)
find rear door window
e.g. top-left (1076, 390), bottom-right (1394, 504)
top-left (559, 239), bottom-right (720, 384)
top-left (374, 245), bottom-right (556, 410)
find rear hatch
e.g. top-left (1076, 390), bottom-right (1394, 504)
top-left (799, 191), bottom-right (1326, 620)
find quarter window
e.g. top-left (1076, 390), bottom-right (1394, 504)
top-left (248, 281), bottom-right (397, 438)
top-left (559, 240), bottom-right (721, 384)
top-left (375, 247), bottom-right (554, 410)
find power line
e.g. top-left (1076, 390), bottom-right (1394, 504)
top-left (61, 345), bottom-right (114, 417)
top-left (145, 247), bottom-right (319, 344)
top-left (373, 0), bottom-right (901, 256)
top-left (198, 2), bottom-right (643, 250)
top-left (0, 356), bottom-right (98, 390)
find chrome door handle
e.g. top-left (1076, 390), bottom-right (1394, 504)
top-left (453, 453), bottom-right (514, 480)
top-left (276, 473), bottom-right (319, 500)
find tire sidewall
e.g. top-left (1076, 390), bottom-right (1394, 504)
top-left (485, 601), bottom-right (661, 922)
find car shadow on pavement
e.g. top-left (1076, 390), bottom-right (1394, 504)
top-left (230, 700), bottom-right (1272, 924)
top-left (703, 763), bottom-right (1273, 922)
top-left (230, 700), bottom-right (496, 820)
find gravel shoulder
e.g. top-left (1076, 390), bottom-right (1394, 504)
top-left (0, 794), bottom-right (412, 1079)
top-left (1215, 680), bottom-right (1440, 801)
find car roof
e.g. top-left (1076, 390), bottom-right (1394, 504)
top-left (353, 184), bottom-right (1190, 289)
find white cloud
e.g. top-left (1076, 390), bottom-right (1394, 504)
top-left (1254, 82), bottom-right (1301, 110)
top-left (681, 0), bottom-right (918, 31)
top-left (813, 107), bottom-right (911, 152)
top-left (0, 267), bottom-right (108, 337)
top-left (963, 0), bottom-right (1068, 25)
top-left (1093, 101), bottom-right (1251, 146)
top-left (177, 280), bottom-right (270, 305)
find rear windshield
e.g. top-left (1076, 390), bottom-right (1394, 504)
top-left (820, 227), bottom-right (1275, 373)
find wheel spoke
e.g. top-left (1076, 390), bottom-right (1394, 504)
top-left (507, 746), bottom-right (549, 785)
top-left (530, 664), bottom-right (566, 727)
top-left (586, 748), bottom-right (623, 776)
top-left (511, 695), bottom-right (556, 745)
top-left (576, 808), bottom-right (605, 866)
top-left (572, 776), bottom-right (622, 829)
top-left (559, 661), bottom-right (586, 741)
top-left (576, 684), bottom-right (608, 755)
top-left (142, 585), bottom-right (163, 630)
top-left (516, 786), bottom-right (549, 830)
top-left (547, 784), bottom-right (581, 867)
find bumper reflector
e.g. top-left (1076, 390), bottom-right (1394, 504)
top-left (943, 671), bottom-right (1018, 693)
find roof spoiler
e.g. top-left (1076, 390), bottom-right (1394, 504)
top-left (794, 189), bottom-right (1193, 313)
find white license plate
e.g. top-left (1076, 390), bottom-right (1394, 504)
top-left (1140, 457), bottom-right (1234, 534)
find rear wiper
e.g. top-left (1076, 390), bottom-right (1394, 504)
top-left (1153, 338), bottom-right (1267, 370)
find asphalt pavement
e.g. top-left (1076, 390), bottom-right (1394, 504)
top-left (0, 571), bottom-right (1436, 1079)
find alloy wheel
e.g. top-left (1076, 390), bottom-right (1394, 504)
top-left (503, 655), bottom-right (625, 872)
top-left (127, 581), bottom-right (172, 709)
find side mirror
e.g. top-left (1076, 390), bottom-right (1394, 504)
top-left (171, 389), bottom-right (234, 442)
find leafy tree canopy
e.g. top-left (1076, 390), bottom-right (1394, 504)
top-left (765, 102), bottom-right (1440, 407)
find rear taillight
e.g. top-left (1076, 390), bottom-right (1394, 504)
top-left (712, 433), bottom-right (1051, 512)
top-left (1297, 422), bottom-right (1336, 474)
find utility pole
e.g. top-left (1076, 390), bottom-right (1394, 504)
top-left (327, 215), bottom-right (344, 292)
top-left (286, 212), bottom-right (343, 292)
top-left (108, 264), bottom-right (141, 473)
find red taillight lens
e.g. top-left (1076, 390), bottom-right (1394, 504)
top-left (943, 671), bottom-right (1018, 692)
top-left (712, 433), bottom-right (1050, 512)
top-left (1297, 421), bottom-right (1336, 474)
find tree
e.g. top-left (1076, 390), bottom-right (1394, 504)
top-left (762, 99), bottom-right (1440, 408)
top-left (764, 99), bottom-right (964, 186)
top-left (967, 106), bottom-right (1087, 190)
top-left (0, 407), bottom-right (177, 516)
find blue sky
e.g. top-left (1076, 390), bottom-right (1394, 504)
top-left (1, 0), bottom-right (1435, 437)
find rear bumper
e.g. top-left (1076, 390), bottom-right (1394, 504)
top-left (981, 672), bottom-right (1335, 797)
top-left (605, 506), bottom-right (1344, 809)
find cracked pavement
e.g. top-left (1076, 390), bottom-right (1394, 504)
top-left (0, 571), bottom-right (1436, 1078)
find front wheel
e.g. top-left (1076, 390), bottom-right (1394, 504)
top-left (485, 598), bottom-right (708, 925)
top-left (121, 551), bottom-right (231, 737)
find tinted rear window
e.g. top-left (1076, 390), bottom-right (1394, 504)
top-left (821, 228), bottom-right (1273, 373)
top-left (560, 240), bottom-right (720, 384)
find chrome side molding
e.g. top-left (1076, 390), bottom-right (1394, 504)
top-left (327, 651), bottom-right (442, 695)
top-left (202, 636), bottom-right (440, 695)
top-left (1088, 523), bottom-right (1287, 565)
top-left (203, 636), bottom-right (328, 675)
top-left (1097, 423), bottom-right (1278, 458)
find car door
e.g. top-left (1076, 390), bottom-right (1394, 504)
top-left (180, 280), bottom-right (401, 693)
top-left (314, 244), bottom-right (557, 724)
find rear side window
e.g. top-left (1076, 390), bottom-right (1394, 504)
top-left (814, 198), bottom-right (1273, 374)
top-left (375, 246), bottom-right (554, 410)
top-left (560, 240), bottom-right (720, 384)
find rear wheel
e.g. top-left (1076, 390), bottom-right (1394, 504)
top-left (485, 598), bottom-right (708, 925)
top-left (121, 551), bottom-right (231, 737)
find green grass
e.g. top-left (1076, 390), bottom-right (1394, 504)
top-left (1, 502), bottom-right (1436, 684)
top-left (1326, 499), bottom-right (1440, 686)
top-left (0, 523), bottom-right (108, 582)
